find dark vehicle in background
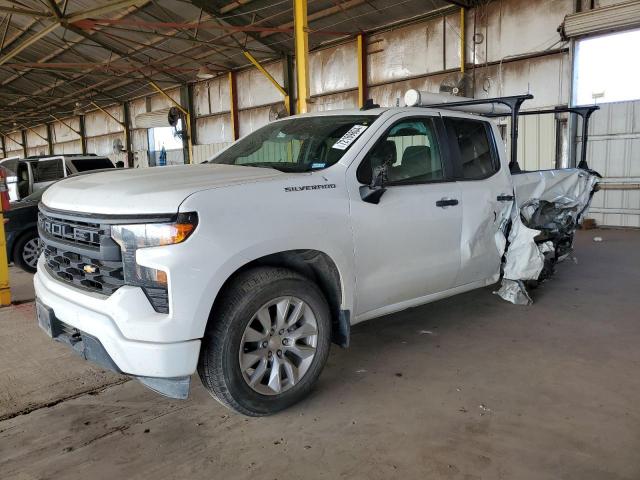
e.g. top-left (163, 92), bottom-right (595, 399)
top-left (4, 164), bottom-right (117, 273)
top-left (5, 188), bottom-right (43, 273)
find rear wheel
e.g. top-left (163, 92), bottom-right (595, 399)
top-left (198, 267), bottom-right (331, 416)
top-left (13, 231), bottom-right (42, 273)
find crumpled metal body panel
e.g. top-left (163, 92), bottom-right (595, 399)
top-left (496, 168), bottom-right (599, 304)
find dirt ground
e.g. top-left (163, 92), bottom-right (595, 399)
top-left (1, 229), bottom-right (639, 480)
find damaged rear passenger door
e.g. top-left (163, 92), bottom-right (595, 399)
top-left (444, 117), bottom-right (513, 286)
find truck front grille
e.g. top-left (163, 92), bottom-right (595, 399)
top-left (43, 245), bottom-right (125, 295)
top-left (38, 212), bottom-right (104, 249)
top-left (39, 206), bottom-right (170, 313)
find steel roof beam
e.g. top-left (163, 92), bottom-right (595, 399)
top-left (0, 2), bottom-right (148, 89)
top-left (0, 6), bottom-right (53, 18)
top-left (0, 0), bottom-right (147, 66)
top-left (191, 0), bottom-right (282, 54)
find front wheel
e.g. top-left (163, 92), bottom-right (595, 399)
top-left (198, 267), bottom-right (331, 416)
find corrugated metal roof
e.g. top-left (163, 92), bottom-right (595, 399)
top-left (0, 0), bottom-right (467, 131)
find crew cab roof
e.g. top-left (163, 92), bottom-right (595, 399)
top-left (293, 106), bottom-right (491, 122)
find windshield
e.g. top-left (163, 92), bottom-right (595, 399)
top-left (209, 115), bottom-right (378, 172)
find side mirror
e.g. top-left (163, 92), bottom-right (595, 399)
top-left (359, 164), bottom-right (387, 204)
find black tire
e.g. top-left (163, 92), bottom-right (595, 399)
top-left (13, 230), bottom-right (41, 273)
top-left (198, 267), bottom-right (331, 416)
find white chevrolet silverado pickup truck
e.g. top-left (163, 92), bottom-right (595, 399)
top-left (34, 94), bottom-right (599, 415)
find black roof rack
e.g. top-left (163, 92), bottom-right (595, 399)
top-left (486, 105), bottom-right (600, 170)
top-left (416, 94), bottom-right (599, 172)
top-left (417, 94), bottom-right (533, 172)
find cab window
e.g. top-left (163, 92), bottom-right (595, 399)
top-left (445, 118), bottom-right (499, 180)
top-left (357, 118), bottom-right (443, 185)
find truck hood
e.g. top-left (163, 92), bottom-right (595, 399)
top-left (41, 164), bottom-right (287, 215)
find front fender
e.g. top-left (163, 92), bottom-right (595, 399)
top-left (136, 174), bottom-right (356, 341)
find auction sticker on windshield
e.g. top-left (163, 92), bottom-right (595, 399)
top-left (332, 125), bottom-right (368, 150)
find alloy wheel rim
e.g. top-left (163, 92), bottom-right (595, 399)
top-left (239, 296), bottom-right (318, 396)
top-left (23, 238), bottom-right (43, 269)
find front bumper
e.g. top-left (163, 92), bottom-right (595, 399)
top-left (34, 257), bottom-right (200, 397)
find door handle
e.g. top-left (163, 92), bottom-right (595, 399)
top-left (497, 194), bottom-right (514, 202)
top-left (436, 198), bottom-right (459, 208)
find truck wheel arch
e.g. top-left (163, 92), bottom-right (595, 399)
top-left (206, 249), bottom-right (351, 348)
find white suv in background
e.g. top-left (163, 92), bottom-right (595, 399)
top-left (2, 154), bottom-right (115, 201)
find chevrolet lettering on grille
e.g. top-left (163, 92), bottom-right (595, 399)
top-left (40, 217), bottom-right (100, 245)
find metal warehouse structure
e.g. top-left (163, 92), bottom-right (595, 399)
top-left (0, 0), bottom-right (639, 226)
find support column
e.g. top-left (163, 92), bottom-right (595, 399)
top-left (46, 123), bottom-right (54, 155)
top-left (228, 71), bottom-right (239, 141)
top-left (460, 7), bottom-right (466, 73)
top-left (0, 209), bottom-right (9, 305)
top-left (186, 84), bottom-right (198, 146)
top-left (357, 33), bottom-right (367, 108)
top-left (180, 85), bottom-right (194, 164)
top-left (21, 130), bottom-right (27, 157)
top-left (78, 115), bottom-right (87, 155)
top-left (0, 130), bottom-right (11, 304)
top-left (293, 0), bottom-right (310, 114)
top-left (283, 54), bottom-right (295, 115)
top-left (123, 102), bottom-right (133, 167)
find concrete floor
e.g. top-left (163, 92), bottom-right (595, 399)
top-left (1, 229), bottom-right (639, 480)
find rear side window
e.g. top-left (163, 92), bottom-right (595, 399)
top-left (32, 159), bottom-right (64, 182)
top-left (446, 118), bottom-right (498, 180)
top-left (71, 157), bottom-right (115, 172)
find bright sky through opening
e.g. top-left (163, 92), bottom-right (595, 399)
top-left (574, 28), bottom-right (640, 105)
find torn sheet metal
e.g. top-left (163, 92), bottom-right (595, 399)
top-left (494, 279), bottom-right (532, 306)
top-left (495, 168), bottom-right (599, 305)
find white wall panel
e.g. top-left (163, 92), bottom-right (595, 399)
top-left (196, 114), bottom-right (232, 144)
top-left (208, 75), bottom-right (231, 114)
top-left (129, 98), bottom-right (148, 129)
top-left (193, 77), bottom-right (231, 116)
top-left (27, 146), bottom-right (48, 157)
top-left (4, 148), bottom-right (22, 158)
top-left (53, 140), bottom-right (82, 155)
top-left (473, 0), bottom-right (572, 64)
top-left (309, 43), bottom-right (358, 96)
top-left (368, 17), bottom-right (450, 86)
top-left (51, 118), bottom-right (80, 143)
top-left (583, 100), bottom-right (640, 226)
top-left (194, 81), bottom-right (211, 116)
top-left (369, 73), bottom-right (450, 107)
top-left (25, 125), bottom-right (48, 150)
top-left (86, 132), bottom-right (126, 157)
top-left (193, 143), bottom-right (233, 164)
top-left (237, 61), bottom-right (284, 109)
top-left (149, 88), bottom-right (181, 111)
top-left (518, 115), bottom-right (557, 170)
top-left (308, 91), bottom-right (358, 112)
top-left (238, 106), bottom-right (272, 137)
top-left (5, 132), bottom-right (23, 156)
top-left (131, 129), bottom-right (148, 152)
top-left (473, 52), bottom-right (570, 108)
top-left (85, 106), bottom-right (124, 137)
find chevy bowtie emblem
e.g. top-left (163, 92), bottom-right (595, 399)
top-left (83, 265), bottom-right (97, 274)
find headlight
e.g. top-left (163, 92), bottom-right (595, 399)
top-left (111, 212), bottom-right (198, 313)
